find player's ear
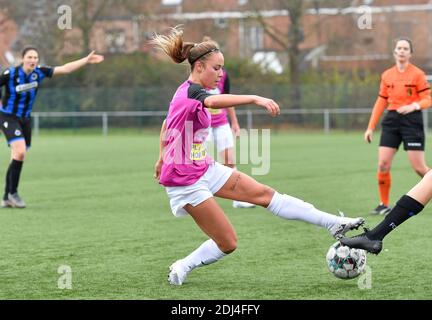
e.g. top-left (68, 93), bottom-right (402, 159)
top-left (195, 61), bottom-right (204, 73)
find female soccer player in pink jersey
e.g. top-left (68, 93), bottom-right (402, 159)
top-left (152, 27), bottom-right (364, 286)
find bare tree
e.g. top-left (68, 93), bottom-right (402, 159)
top-left (248, 0), bottom-right (304, 109)
top-left (61, 0), bottom-right (142, 55)
top-left (0, 0), bottom-right (66, 64)
top-left (248, 0), bottom-right (350, 109)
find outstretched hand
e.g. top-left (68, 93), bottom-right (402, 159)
top-left (255, 96), bottom-right (280, 117)
top-left (86, 51), bottom-right (104, 64)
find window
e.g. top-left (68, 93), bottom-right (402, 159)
top-left (161, 0), bottom-right (182, 5)
top-left (215, 18), bottom-right (227, 29)
top-left (106, 29), bottom-right (126, 53)
top-left (248, 25), bottom-right (263, 51)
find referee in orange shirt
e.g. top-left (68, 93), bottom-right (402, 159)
top-left (365, 38), bottom-right (431, 215)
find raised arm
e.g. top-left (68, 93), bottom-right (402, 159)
top-left (204, 94), bottom-right (280, 117)
top-left (53, 51), bottom-right (104, 76)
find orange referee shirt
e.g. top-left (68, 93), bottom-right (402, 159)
top-left (367, 63), bottom-right (431, 130)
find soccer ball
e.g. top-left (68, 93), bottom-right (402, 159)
top-left (326, 241), bottom-right (367, 279)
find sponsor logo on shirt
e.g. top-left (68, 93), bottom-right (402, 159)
top-left (190, 143), bottom-right (207, 160)
top-left (16, 81), bottom-right (38, 93)
top-left (208, 108), bottom-right (222, 115)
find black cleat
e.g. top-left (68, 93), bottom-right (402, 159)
top-left (340, 231), bottom-right (383, 255)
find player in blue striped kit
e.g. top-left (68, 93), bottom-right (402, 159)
top-left (0, 47), bottom-right (104, 208)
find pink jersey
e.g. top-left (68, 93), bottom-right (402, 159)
top-left (159, 80), bottom-right (214, 187)
top-left (208, 69), bottom-right (230, 127)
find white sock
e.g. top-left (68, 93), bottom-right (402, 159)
top-left (267, 191), bottom-right (340, 229)
top-left (181, 239), bottom-right (226, 271)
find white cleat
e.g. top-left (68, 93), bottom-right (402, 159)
top-left (168, 260), bottom-right (190, 286)
top-left (329, 215), bottom-right (365, 240)
top-left (1, 199), bottom-right (13, 208)
top-left (233, 200), bottom-right (256, 209)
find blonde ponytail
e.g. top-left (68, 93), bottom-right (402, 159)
top-left (150, 27), bottom-right (220, 68)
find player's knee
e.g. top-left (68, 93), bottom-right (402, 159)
top-left (218, 235), bottom-right (237, 254)
top-left (254, 185), bottom-right (274, 206)
top-left (13, 150), bottom-right (26, 161)
top-left (414, 168), bottom-right (426, 177)
top-left (412, 165), bottom-right (429, 177)
top-left (378, 161), bottom-right (391, 172)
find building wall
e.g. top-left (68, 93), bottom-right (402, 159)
top-left (137, 0), bottom-right (432, 72)
top-left (0, 11), bottom-right (18, 66)
top-left (1, 1), bottom-right (431, 72)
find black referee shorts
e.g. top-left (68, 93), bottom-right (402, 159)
top-left (379, 110), bottom-right (425, 151)
top-left (0, 112), bottom-right (32, 147)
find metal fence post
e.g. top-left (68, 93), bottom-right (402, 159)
top-left (33, 113), bottom-right (40, 136)
top-left (102, 113), bottom-right (108, 136)
top-left (247, 110), bottom-right (253, 130)
top-left (324, 109), bottom-right (330, 134)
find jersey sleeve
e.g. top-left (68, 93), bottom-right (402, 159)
top-left (366, 74), bottom-right (389, 130)
top-left (378, 74), bottom-right (388, 99)
top-left (188, 83), bottom-right (213, 105)
top-left (415, 71), bottom-right (431, 109)
top-left (39, 66), bottom-right (54, 78)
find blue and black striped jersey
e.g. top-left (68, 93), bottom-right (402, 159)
top-left (0, 65), bottom-right (54, 118)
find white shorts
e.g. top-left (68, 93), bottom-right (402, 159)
top-left (206, 123), bottom-right (234, 153)
top-left (165, 162), bottom-right (234, 217)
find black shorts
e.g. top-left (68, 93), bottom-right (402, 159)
top-left (379, 110), bottom-right (425, 151)
top-left (0, 112), bottom-right (32, 147)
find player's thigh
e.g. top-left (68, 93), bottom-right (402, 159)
top-left (10, 139), bottom-right (27, 159)
top-left (184, 197), bottom-right (237, 250)
top-left (407, 171), bottom-right (432, 205)
top-left (407, 150), bottom-right (428, 175)
top-left (378, 146), bottom-right (397, 170)
top-left (215, 170), bottom-right (274, 206)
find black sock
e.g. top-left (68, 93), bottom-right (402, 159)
top-left (368, 195), bottom-right (424, 241)
top-left (9, 159), bottom-right (23, 195)
top-left (3, 164), bottom-right (12, 200)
